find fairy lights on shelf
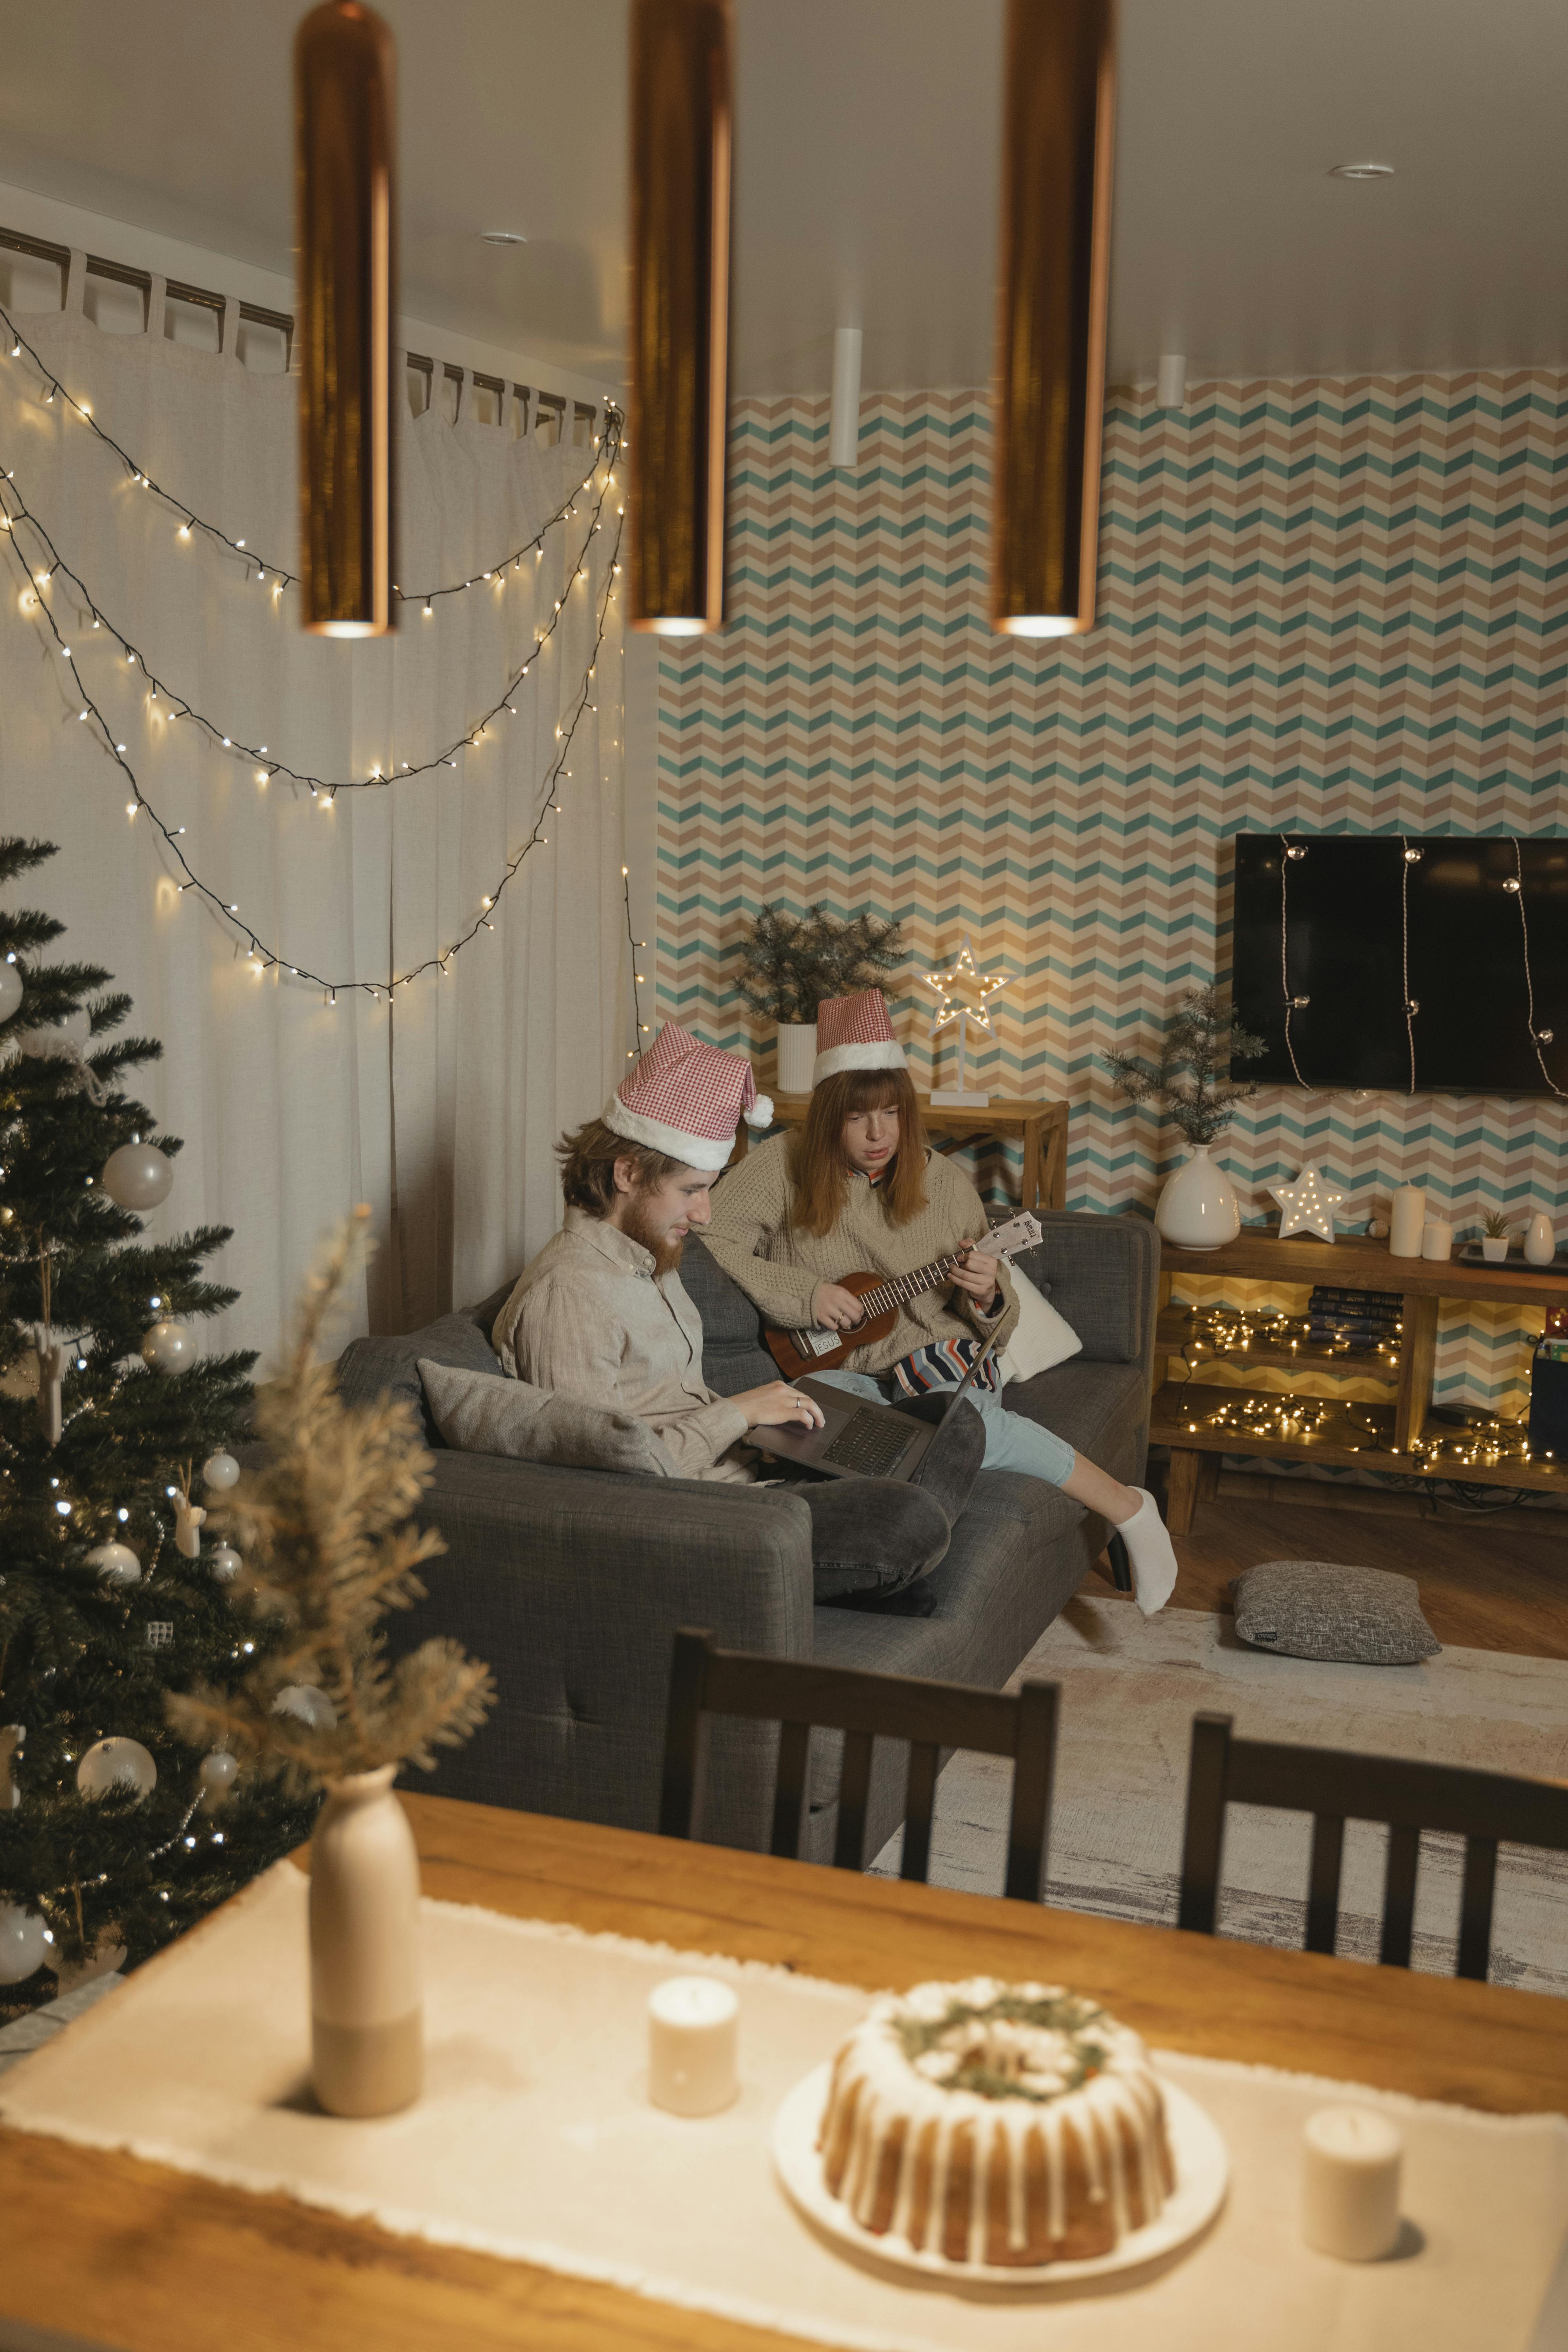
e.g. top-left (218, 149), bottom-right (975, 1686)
top-left (0, 410), bottom-right (622, 799)
top-left (0, 487), bottom-right (625, 1001)
top-left (0, 297), bottom-right (617, 611)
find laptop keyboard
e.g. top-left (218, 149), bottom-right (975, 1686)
top-left (820, 1409), bottom-right (916, 1477)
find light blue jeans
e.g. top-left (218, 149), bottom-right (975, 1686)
top-left (814, 1369), bottom-right (1077, 1489)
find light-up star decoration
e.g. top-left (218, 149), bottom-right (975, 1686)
top-left (1270, 1164), bottom-right (1347, 1242)
top-left (923, 935), bottom-right (1009, 1104)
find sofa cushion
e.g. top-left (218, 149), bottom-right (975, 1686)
top-left (336, 1311), bottom-right (504, 1442)
top-left (1000, 1265), bottom-right (1082, 1383)
top-left (1005, 1358), bottom-right (1147, 1481)
top-left (681, 1234), bottom-right (780, 1394)
top-left (419, 1359), bottom-right (678, 1479)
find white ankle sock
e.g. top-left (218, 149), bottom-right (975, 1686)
top-left (1115, 1487), bottom-right (1178, 1615)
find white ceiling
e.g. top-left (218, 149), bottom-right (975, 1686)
top-left (1, 0), bottom-right (1565, 391)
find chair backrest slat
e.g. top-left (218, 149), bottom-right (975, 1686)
top-left (1305, 1815), bottom-right (1345, 1955)
top-left (1458, 1837), bottom-right (1500, 1982)
top-left (902, 1742), bottom-right (941, 1883)
top-left (1179, 1710), bottom-right (1566, 1984)
top-left (771, 1719), bottom-right (812, 1860)
top-left (659, 1629), bottom-right (1059, 1902)
top-left (1379, 1822), bottom-right (1421, 1968)
top-left (833, 1729), bottom-right (877, 1871)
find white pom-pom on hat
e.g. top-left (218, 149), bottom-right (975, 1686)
top-left (744, 1094), bottom-right (774, 1129)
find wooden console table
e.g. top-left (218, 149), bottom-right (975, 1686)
top-left (735, 1093), bottom-right (1069, 1214)
top-left (1152, 1230), bottom-right (1568, 1533)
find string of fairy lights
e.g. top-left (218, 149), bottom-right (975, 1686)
top-left (0, 296), bottom-right (618, 610)
top-left (0, 441), bottom-right (623, 801)
top-left (1164, 1299), bottom-right (1558, 1474)
top-left (0, 484), bottom-right (626, 1001)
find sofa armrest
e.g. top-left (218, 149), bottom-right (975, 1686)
top-left (387, 1451), bottom-right (816, 1846)
top-left (1015, 1211), bottom-right (1160, 1370)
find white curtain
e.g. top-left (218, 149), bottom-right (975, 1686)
top-left (0, 251), bottom-right (628, 1361)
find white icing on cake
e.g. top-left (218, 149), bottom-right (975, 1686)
top-left (818, 1978), bottom-right (1172, 2264)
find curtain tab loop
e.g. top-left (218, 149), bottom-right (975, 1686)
top-left (64, 250), bottom-right (88, 316)
top-left (220, 294), bottom-right (239, 358)
top-left (145, 275), bottom-right (167, 342)
top-left (454, 366), bottom-right (472, 425)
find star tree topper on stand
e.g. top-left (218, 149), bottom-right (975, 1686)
top-left (924, 937), bottom-right (1009, 1107)
top-left (1270, 1165), bottom-right (1347, 1241)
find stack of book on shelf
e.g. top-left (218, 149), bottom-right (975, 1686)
top-left (1307, 1286), bottom-right (1404, 1355)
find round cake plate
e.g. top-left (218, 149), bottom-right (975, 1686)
top-left (772, 2062), bottom-right (1228, 2288)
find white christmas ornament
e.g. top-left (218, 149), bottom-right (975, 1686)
top-left (199, 1749), bottom-right (238, 1802)
top-left (33, 1323), bottom-right (70, 1446)
top-left (1270, 1165), bottom-right (1347, 1243)
top-left (87, 1540), bottom-right (142, 1586)
top-left (102, 1141), bottom-right (174, 1211)
top-left (0, 1901), bottom-right (49, 1983)
top-left (0, 1723), bottom-right (22, 1811)
top-left (76, 1735), bottom-right (158, 1802)
top-left (272, 1684), bottom-right (338, 1732)
top-left (208, 1543), bottom-right (242, 1584)
top-left (142, 1318), bottom-right (196, 1374)
top-left (0, 960), bottom-right (23, 1024)
top-left (174, 1498), bottom-right (206, 1559)
top-left (202, 1451), bottom-right (240, 1492)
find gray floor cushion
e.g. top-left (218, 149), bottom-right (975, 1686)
top-left (1231, 1560), bottom-right (1441, 1665)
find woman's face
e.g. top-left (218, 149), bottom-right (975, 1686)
top-left (842, 1102), bottom-right (899, 1176)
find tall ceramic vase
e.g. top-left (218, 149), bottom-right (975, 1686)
top-left (776, 1022), bottom-right (817, 1095)
top-left (310, 1765), bottom-right (422, 2118)
top-left (1155, 1144), bottom-right (1241, 1251)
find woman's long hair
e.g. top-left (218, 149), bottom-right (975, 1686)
top-left (788, 1066), bottom-right (928, 1236)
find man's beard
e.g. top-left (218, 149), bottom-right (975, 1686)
top-left (620, 1193), bottom-right (684, 1277)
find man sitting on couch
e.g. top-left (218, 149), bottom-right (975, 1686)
top-left (490, 1024), bottom-right (982, 1605)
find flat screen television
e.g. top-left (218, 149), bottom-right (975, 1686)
top-left (1230, 833), bottom-right (1568, 1096)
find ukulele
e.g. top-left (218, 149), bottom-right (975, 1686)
top-left (763, 1211), bottom-right (1044, 1382)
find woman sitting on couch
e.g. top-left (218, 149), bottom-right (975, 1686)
top-left (701, 990), bottom-right (1178, 1613)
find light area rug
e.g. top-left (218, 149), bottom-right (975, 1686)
top-left (2, 1861), bottom-right (1565, 2352)
top-left (871, 1600), bottom-right (1568, 1996)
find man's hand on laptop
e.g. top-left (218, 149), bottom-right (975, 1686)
top-left (810, 1281), bottom-right (865, 1333)
top-left (735, 1381), bottom-right (827, 1430)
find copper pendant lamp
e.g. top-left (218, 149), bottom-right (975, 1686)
top-left (628, 0), bottom-right (733, 636)
top-left (992, 0), bottom-right (1116, 638)
top-left (294, 1), bottom-right (397, 637)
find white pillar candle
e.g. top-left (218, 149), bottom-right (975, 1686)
top-left (1389, 1185), bottom-right (1426, 1258)
top-left (648, 1975), bottom-right (739, 2117)
top-left (1302, 2105), bottom-right (1404, 2261)
top-left (1421, 1220), bottom-right (1453, 1262)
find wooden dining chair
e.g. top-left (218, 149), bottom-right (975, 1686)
top-left (1177, 1711), bottom-right (1568, 1980)
top-left (659, 1627), bottom-right (1060, 1899)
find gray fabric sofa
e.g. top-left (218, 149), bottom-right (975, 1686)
top-left (341, 1211), bottom-right (1159, 1864)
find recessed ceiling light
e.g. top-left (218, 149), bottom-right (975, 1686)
top-left (480, 229), bottom-right (529, 247)
top-left (1330, 161), bottom-right (1394, 181)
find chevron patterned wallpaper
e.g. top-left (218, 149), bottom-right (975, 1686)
top-left (656, 380), bottom-right (1568, 1417)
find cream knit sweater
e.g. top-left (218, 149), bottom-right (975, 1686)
top-left (703, 1134), bottom-right (1020, 1377)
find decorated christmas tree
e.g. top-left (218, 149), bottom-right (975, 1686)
top-left (0, 837), bottom-right (313, 2018)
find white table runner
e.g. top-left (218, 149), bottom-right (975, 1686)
top-left (2, 1861), bottom-right (1564, 2352)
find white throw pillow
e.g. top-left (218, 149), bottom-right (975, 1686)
top-left (999, 1265), bottom-right (1082, 1385)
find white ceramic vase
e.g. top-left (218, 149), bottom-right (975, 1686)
top-left (776, 1021), bottom-right (817, 1095)
top-left (1523, 1212), bottom-right (1558, 1267)
top-left (1155, 1144), bottom-right (1241, 1251)
top-left (309, 1765), bottom-right (422, 2118)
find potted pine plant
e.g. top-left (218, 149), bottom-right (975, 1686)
top-left (1105, 985), bottom-right (1265, 1249)
top-left (735, 905), bottom-right (904, 1094)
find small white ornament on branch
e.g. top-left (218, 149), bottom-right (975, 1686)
top-left (33, 1323), bottom-right (70, 1447)
top-left (142, 1318), bottom-right (196, 1374)
top-left (174, 1494), bottom-right (206, 1559)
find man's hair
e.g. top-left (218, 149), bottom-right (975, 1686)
top-left (557, 1118), bottom-right (683, 1215)
top-left (787, 1065), bottom-right (928, 1236)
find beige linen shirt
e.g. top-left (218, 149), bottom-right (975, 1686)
top-left (491, 1207), bottom-right (756, 1483)
top-left (702, 1134), bottom-right (1020, 1377)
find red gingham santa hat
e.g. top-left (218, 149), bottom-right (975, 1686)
top-left (603, 1024), bottom-right (773, 1172)
top-left (812, 990), bottom-right (908, 1086)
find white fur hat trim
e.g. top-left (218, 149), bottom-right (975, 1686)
top-left (812, 1039), bottom-right (909, 1086)
top-left (601, 1096), bottom-right (735, 1172)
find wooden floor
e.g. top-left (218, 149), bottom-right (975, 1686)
top-left (1088, 1489), bottom-right (1568, 1661)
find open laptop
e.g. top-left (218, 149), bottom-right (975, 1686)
top-left (750, 1335), bottom-right (1000, 1484)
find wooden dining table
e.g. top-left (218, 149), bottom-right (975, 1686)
top-left (2, 1792), bottom-right (1564, 2352)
